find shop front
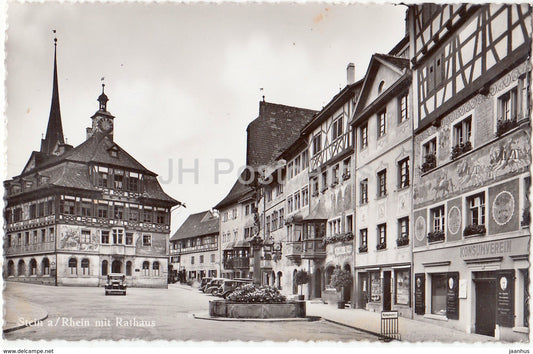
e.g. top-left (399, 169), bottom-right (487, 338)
top-left (413, 234), bottom-right (529, 341)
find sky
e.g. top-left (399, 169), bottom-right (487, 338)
top-left (4, 1), bottom-right (407, 234)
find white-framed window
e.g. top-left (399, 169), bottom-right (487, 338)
top-left (399, 94), bottom-right (408, 123)
top-left (143, 234), bottom-right (152, 247)
top-left (81, 230), bottom-right (91, 243)
top-left (294, 156), bottom-right (301, 175)
top-left (398, 158), bottom-right (410, 188)
top-left (421, 135), bottom-right (438, 171)
top-left (101, 230), bottom-right (110, 244)
top-left (453, 115), bottom-right (472, 146)
top-left (294, 191), bottom-right (301, 210)
top-left (153, 262), bottom-right (160, 276)
top-left (378, 110), bottom-right (387, 137)
top-left (498, 86), bottom-right (518, 121)
top-left (377, 224), bottom-right (387, 247)
top-left (467, 192), bottom-right (486, 226)
top-left (328, 218), bottom-right (341, 236)
top-left (377, 169), bottom-right (387, 197)
top-left (359, 229), bottom-right (368, 249)
top-left (68, 258), bottom-right (77, 275)
top-left (346, 215), bottom-right (353, 233)
top-left (398, 217), bottom-right (409, 239)
top-left (112, 228), bottom-right (124, 244)
top-left (301, 150), bottom-right (309, 170)
top-left (431, 205), bottom-right (445, 232)
top-left (360, 179), bottom-right (368, 204)
top-left (312, 134), bottom-right (322, 156)
top-left (332, 116), bottom-right (343, 140)
top-left (287, 196), bottom-right (294, 213)
top-left (81, 258), bottom-right (90, 275)
top-left (142, 261), bottom-right (150, 276)
top-left (360, 123), bottom-right (368, 149)
top-left (288, 161), bottom-right (294, 179)
top-left (301, 186), bottom-right (309, 206)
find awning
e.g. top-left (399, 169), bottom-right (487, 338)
top-left (223, 241), bottom-right (235, 250)
top-left (234, 240), bottom-right (250, 248)
top-left (303, 200), bottom-right (328, 221)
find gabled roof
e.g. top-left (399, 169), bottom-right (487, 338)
top-left (351, 53), bottom-right (411, 126)
top-left (301, 80), bottom-right (363, 135)
top-left (214, 171), bottom-right (254, 210)
top-left (246, 101), bottom-right (317, 168)
top-left (170, 210), bottom-right (219, 241)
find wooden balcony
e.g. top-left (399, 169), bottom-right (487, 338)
top-left (301, 238), bottom-right (326, 260)
top-left (224, 256), bottom-right (250, 269)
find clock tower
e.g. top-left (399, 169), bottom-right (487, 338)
top-left (87, 83), bottom-right (115, 140)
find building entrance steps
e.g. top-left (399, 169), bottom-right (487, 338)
top-left (306, 301), bottom-right (499, 343)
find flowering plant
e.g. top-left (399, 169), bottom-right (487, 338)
top-left (427, 230), bottom-right (445, 242)
top-left (496, 118), bottom-right (519, 137)
top-left (227, 284), bottom-right (287, 303)
top-left (323, 232), bottom-right (354, 245)
top-left (463, 224), bottom-right (486, 236)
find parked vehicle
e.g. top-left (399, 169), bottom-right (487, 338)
top-left (199, 277), bottom-right (213, 292)
top-left (205, 278), bottom-right (225, 294)
top-left (216, 279), bottom-right (252, 298)
top-left (105, 273), bottom-right (127, 296)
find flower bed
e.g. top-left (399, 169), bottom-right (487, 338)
top-left (209, 299), bottom-right (306, 319)
top-left (227, 284), bottom-right (286, 303)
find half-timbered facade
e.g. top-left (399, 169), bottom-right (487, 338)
top-left (408, 4), bottom-right (531, 340)
top-left (3, 44), bottom-right (180, 288)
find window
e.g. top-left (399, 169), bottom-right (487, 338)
top-left (199, 255), bottom-right (204, 264)
top-left (360, 229), bottom-right (368, 248)
top-left (68, 258), bottom-right (77, 275)
top-left (346, 215), bottom-right (353, 233)
top-left (399, 94), bottom-right (408, 123)
top-left (431, 206), bottom-right (445, 232)
top-left (49, 228), bottom-right (55, 242)
top-left (266, 189), bottom-right (272, 202)
top-left (395, 269), bottom-right (410, 306)
top-left (41, 229), bottom-right (46, 243)
top-left (42, 258), bottom-right (50, 275)
top-left (37, 202), bottom-right (45, 217)
top-left (423, 137), bottom-right (437, 157)
top-left (60, 199), bottom-right (75, 215)
top-left (129, 206), bottom-right (139, 222)
top-left (128, 175), bottom-right (139, 192)
top-left (377, 224), bottom-right (386, 248)
top-left (211, 254), bottom-right (216, 263)
top-left (272, 211), bottom-right (278, 230)
top-left (126, 261), bottom-right (132, 276)
top-left (98, 203), bottom-right (108, 218)
top-left (301, 150), bottom-right (309, 169)
top-left (398, 158), bottom-right (410, 188)
top-left (422, 137), bottom-right (437, 172)
top-left (311, 178), bottom-right (319, 196)
top-left (143, 235), bottom-right (152, 247)
top-left (302, 187), bottom-right (309, 206)
top-left (498, 87), bottom-right (518, 121)
top-left (331, 165), bottom-right (339, 185)
top-left (288, 162), bottom-right (294, 179)
top-left (287, 196), bottom-right (293, 213)
top-left (126, 232), bottom-right (133, 245)
top-left (81, 259), bottom-right (89, 275)
top-left (360, 179), bottom-right (368, 204)
top-left (245, 204), bottom-right (250, 215)
top-left (102, 260), bottom-right (108, 276)
top-left (101, 231), bottom-right (110, 244)
top-left (156, 211), bottom-right (166, 224)
top-left (453, 116), bottom-right (472, 146)
top-left (398, 217), bottom-right (409, 239)
top-left (294, 156), bottom-right (301, 175)
top-left (97, 168), bottom-right (108, 188)
top-left (153, 262), bottom-right (160, 276)
top-left (29, 204), bottom-right (36, 219)
top-left (17, 233), bottom-right (22, 246)
top-left (332, 116), bottom-right (343, 140)
top-left (142, 261), bottom-right (150, 276)
top-left (143, 208), bottom-right (153, 223)
top-left (431, 274), bottom-right (447, 315)
top-left (312, 134), bottom-right (322, 156)
top-left (25, 232), bottom-right (29, 245)
top-left (467, 193), bottom-right (485, 226)
top-left (378, 110), bottom-right (386, 137)
top-left (378, 80), bottom-right (385, 94)
top-left (276, 183), bottom-right (283, 196)
top-left (81, 230), bottom-right (91, 243)
top-left (266, 216), bottom-right (271, 234)
top-left (377, 170), bottom-right (387, 197)
top-left (294, 192), bottom-right (301, 210)
top-left (114, 205), bottom-right (124, 220)
top-left (360, 123), bottom-right (368, 149)
top-left (112, 229), bottom-right (123, 244)
top-left (342, 158), bottom-right (351, 179)
top-left (191, 256), bottom-right (195, 265)
top-left (328, 218), bottom-right (341, 236)
top-left (32, 230), bottom-right (37, 244)
top-left (321, 171), bottom-right (328, 191)
top-left (80, 202), bottom-right (92, 217)
top-left (279, 208), bottom-right (284, 228)
top-left (113, 173), bottom-right (123, 190)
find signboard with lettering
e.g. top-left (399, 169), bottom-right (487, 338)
top-left (446, 272), bottom-right (459, 320)
top-left (415, 273), bottom-right (425, 315)
top-left (381, 311), bottom-right (398, 319)
top-left (370, 272), bottom-right (382, 302)
top-left (497, 270), bottom-right (515, 327)
top-left (460, 239), bottom-right (512, 259)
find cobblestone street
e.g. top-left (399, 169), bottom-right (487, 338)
top-left (4, 282), bottom-right (377, 342)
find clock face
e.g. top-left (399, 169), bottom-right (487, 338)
top-left (97, 117), bottom-right (113, 132)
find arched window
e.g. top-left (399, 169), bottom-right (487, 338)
top-left (126, 261), bottom-right (132, 276)
top-left (142, 261), bottom-right (150, 276)
top-left (42, 258), bottom-right (50, 276)
top-left (7, 260), bottom-right (14, 277)
top-left (18, 260), bottom-right (26, 276)
top-left (102, 260), bottom-right (108, 276)
top-left (152, 261), bottom-right (160, 276)
top-left (378, 80), bottom-right (385, 94)
top-left (30, 258), bottom-right (37, 276)
top-left (68, 258), bottom-right (77, 275)
top-left (292, 269), bottom-right (298, 295)
top-left (81, 259), bottom-right (90, 275)
top-left (277, 271), bottom-right (282, 290)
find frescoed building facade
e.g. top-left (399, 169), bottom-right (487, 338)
top-left (408, 4), bottom-right (531, 340)
top-left (3, 43), bottom-right (181, 288)
top-left (351, 45), bottom-right (414, 318)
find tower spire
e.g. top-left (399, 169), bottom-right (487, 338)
top-left (41, 31), bottom-right (65, 156)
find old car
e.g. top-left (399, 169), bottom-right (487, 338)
top-left (205, 278), bottom-right (225, 295)
top-left (105, 273), bottom-right (127, 296)
top-left (199, 277), bottom-right (213, 292)
top-left (216, 279), bottom-right (252, 298)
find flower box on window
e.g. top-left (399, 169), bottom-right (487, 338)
top-left (376, 242), bottom-right (386, 250)
top-left (427, 230), bottom-right (445, 243)
top-left (496, 118), bottom-right (519, 137)
top-left (451, 141), bottom-right (472, 160)
top-left (396, 236), bottom-right (409, 247)
top-left (358, 245), bottom-right (368, 253)
top-left (463, 224), bottom-right (486, 237)
top-left (421, 153), bottom-right (436, 173)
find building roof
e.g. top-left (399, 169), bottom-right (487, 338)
top-left (214, 171), bottom-right (254, 210)
top-left (170, 210), bottom-right (219, 241)
top-left (374, 53), bottom-right (410, 71)
top-left (246, 101), bottom-right (317, 168)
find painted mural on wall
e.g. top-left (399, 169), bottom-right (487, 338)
top-left (59, 226), bottom-right (99, 251)
top-left (414, 131), bottom-right (530, 206)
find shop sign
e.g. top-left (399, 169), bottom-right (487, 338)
top-left (446, 272), bottom-right (459, 320)
top-left (497, 270), bottom-right (515, 327)
top-left (415, 273), bottom-right (425, 315)
top-left (370, 272), bottom-right (381, 302)
top-left (459, 239), bottom-right (512, 258)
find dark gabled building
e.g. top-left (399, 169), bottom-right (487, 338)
top-left (169, 210), bottom-right (219, 282)
top-left (3, 41), bottom-right (181, 288)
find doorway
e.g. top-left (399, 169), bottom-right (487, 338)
top-left (475, 280), bottom-right (496, 336)
top-left (313, 268), bottom-right (322, 299)
top-left (112, 260), bottom-right (122, 273)
top-left (383, 271), bottom-right (391, 311)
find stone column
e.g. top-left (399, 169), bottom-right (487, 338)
top-left (250, 236), bottom-right (263, 286)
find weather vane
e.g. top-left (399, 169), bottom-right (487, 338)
top-left (52, 29), bottom-right (57, 46)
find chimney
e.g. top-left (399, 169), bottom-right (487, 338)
top-left (347, 63), bottom-right (355, 85)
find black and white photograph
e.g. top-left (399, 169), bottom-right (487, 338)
top-left (2, 1), bottom-right (532, 352)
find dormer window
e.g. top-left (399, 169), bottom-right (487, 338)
top-left (108, 146), bottom-right (119, 158)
